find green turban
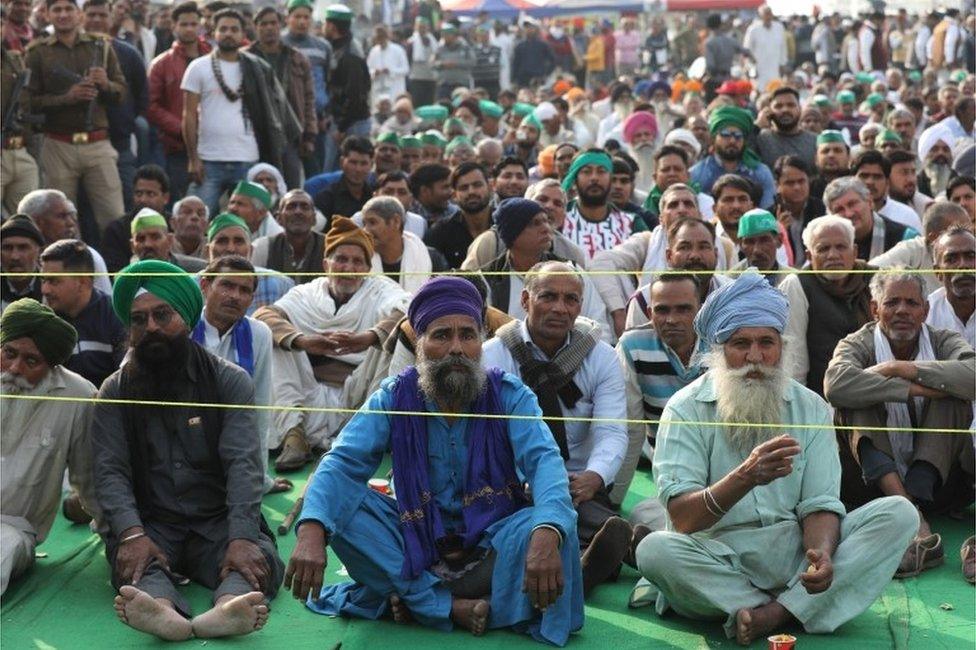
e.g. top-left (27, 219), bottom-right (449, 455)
top-left (286, 0), bottom-right (313, 12)
top-left (113, 260), bottom-right (204, 329)
top-left (401, 135), bottom-right (423, 149)
top-left (811, 94), bottom-right (831, 108)
top-left (416, 104), bottom-right (449, 123)
top-left (511, 102), bottom-right (535, 118)
top-left (737, 209), bottom-right (778, 239)
top-left (442, 117), bottom-right (466, 134)
top-left (816, 129), bottom-right (847, 147)
top-left (130, 208), bottom-right (168, 236)
top-left (479, 100), bottom-right (503, 119)
top-left (707, 105), bottom-right (760, 169)
top-left (561, 150), bottom-right (612, 194)
top-left (232, 180), bottom-right (272, 210)
top-left (377, 131), bottom-right (401, 146)
top-left (876, 128), bottom-right (902, 144)
top-left (0, 298), bottom-right (77, 367)
top-left (863, 92), bottom-right (884, 108)
top-left (207, 213), bottom-right (250, 241)
top-left (421, 130), bottom-right (447, 148)
top-left (836, 90), bottom-right (856, 104)
top-left (324, 3), bottom-right (352, 22)
top-left (445, 135), bottom-right (473, 155)
top-left (520, 113), bottom-right (542, 131)
top-left (854, 72), bottom-right (874, 84)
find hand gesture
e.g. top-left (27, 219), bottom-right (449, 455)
top-left (799, 548), bottom-right (833, 594)
top-left (295, 333), bottom-right (339, 356)
top-left (284, 522), bottom-right (328, 601)
top-left (66, 81), bottom-right (98, 103)
top-left (329, 330), bottom-right (376, 355)
top-left (568, 471), bottom-right (603, 507)
top-left (115, 531), bottom-right (171, 585)
top-left (775, 203), bottom-right (794, 229)
top-left (740, 435), bottom-right (801, 487)
top-left (220, 539), bottom-right (271, 591)
top-left (522, 527), bottom-right (563, 612)
top-left (86, 66), bottom-right (109, 90)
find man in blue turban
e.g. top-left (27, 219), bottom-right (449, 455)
top-left (631, 269), bottom-right (918, 645)
top-left (285, 276), bottom-right (584, 646)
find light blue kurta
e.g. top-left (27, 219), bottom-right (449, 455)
top-left (298, 372), bottom-right (584, 646)
top-left (632, 373), bottom-right (918, 637)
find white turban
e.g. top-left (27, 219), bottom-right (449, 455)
top-left (664, 128), bottom-right (702, 157)
top-left (918, 123), bottom-right (955, 161)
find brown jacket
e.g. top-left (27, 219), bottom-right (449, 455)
top-left (244, 42), bottom-right (317, 142)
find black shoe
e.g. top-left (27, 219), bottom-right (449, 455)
top-left (581, 516), bottom-right (632, 595)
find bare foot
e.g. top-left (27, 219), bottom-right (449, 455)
top-left (191, 591), bottom-right (269, 638)
top-left (114, 585), bottom-right (192, 641)
top-left (451, 598), bottom-right (490, 637)
top-left (390, 594), bottom-right (412, 624)
top-left (735, 601), bottom-right (793, 646)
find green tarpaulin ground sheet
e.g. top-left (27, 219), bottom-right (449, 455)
top-left (2, 459), bottom-right (973, 649)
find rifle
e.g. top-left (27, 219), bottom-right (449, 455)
top-left (1, 67), bottom-right (30, 137)
top-left (83, 38), bottom-right (106, 134)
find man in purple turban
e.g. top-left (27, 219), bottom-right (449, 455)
top-left (285, 276), bottom-right (584, 645)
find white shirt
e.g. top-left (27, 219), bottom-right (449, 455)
top-left (482, 320), bottom-right (628, 486)
top-left (944, 19), bottom-right (961, 65)
top-left (253, 214), bottom-right (284, 241)
top-left (858, 22), bottom-right (878, 71)
top-left (743, 20), bottom-right (787, 88)
top-left (181, 55), bottom-right (260, 163)
top-left (367, 42), bottom-right (410, 102)
top-left (927, 287), bottom-right (975, 348)
top-left (352, 209), bottom-right (427, 238)
top-left (878, 196), bottom-right (923, 232)
top-left (89, 247), bottom-right (113, 295)
top-left (915, 25), bottom-right (931, 67)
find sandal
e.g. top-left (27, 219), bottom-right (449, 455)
top-left (961, 536), bottom-right (975, 584)
top-left (895, 533), bottom-right (944, 578)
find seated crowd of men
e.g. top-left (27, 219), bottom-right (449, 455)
top-left (1, 2), bottom-right (975, 646)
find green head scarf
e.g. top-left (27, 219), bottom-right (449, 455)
top-left (511, 102), bottom-right (535, 118)
top-left (421, 130), bottom-right (447, 148)
top-left (816, 129), bottom-right (847, 147)
top-left (113, 260), bottom-right (204, 330)
top-left (207, 213), bottom-right (250, 241)
top-left (416, 104), bottom-right (449, 123)
top-left (836, 90), bottom-right (856, 104)
top-left (286, 0), bottom-right (314, 13)
top-left (876, 128), bottom-right (902, 144)
top-left (737, 209), bottom-right (778, 239)
top-left (377, 131), bottom-right (401, 146)
top-left (708, 105), bottom-right (760, 169)
top-left (130, 208), bottom-right (168, 236)
top-left (445, 136), bottom-right (473, 155)
top-left (863, 92), bottom-right (884, 109)
top-left (561, 151), bottom-right (612, 194)
top-left (400, 135), bottom-right (423, 149)
top-left (479, 100), bottom-right (503, 119)
top-left (0, 298), bottom-right (77, 367)
top-left (442, 117), bottom-right (467, 134)
top-left (520, 113), bottom-right (542, 131)
top-left (232, 181), bottom-right (272, 210)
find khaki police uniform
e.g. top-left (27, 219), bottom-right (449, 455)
top-left (1, 47), bottom-right (39, 215)
top-left (27, 31), bottom-right (126, 230)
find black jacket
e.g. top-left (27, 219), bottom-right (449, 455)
top-left (240, 51), bottom-right (302, 169)
top-left (328, 36), bottom-right (370, 131)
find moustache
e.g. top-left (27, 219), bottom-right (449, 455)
top-left (1, 371), bottom-right (36, 393)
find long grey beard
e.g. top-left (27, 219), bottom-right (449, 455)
top-left (1, 371), bottom-right (37, 395)
top-left (924, 161), bottom-right (951, 196)
top-left (1, 371), bottom-right (46, 426)
top-left (416, 347), bottom-right (487, 408)
top-left (629, 144), bottom-right (656, 191)
top-left (707, 350), bottom-right (789, 456)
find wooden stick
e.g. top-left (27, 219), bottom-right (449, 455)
top-left (278, 496), bottom-right (304, 536)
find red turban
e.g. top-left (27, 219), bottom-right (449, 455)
top-left (622, 111), bottom-right (658, 144)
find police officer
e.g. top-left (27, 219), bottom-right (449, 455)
top-left (1, 7), bottom-right (39, 216)
top-left (27, 0), bottom-right (126, 234)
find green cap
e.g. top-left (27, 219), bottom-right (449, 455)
top-left (445, 135), bottom-right (473, 155)
top-left (421, 130), bottom-right (447, 148)
top-left (908, 70), bottom-right (923, 82)
top-left (286, 0), bottom-right (314, 13)
top-left (377, 131), bottom-right (401, 146)
top-left (324, 3), bottom-right (353, 22)
top-left (876, 128), bottom-right (902, 144)
top-left (130, 208), bottom-right (168, 236)
top-left (855, 71), bottom-right (874, 84)
top-left (442, 117), bottom-right (466, 133)
top-left (520, 113), bottom-right (542, 130)
top-left (511, 102), bottom-right (535, 117)
top-left (416, 104), bottom-right (449, 123)
top-left (836, 90), bottom-right (856, 104)
top-left (816, 129), bottom-right (847, 146)
top-left (232, 180), bottom-right (272, 210)
top-left (864, 92), bottom-right (884, 108)
top-left (400, 135), bottom-right (423, 149)
top-left (952, 70), bottom-right (968, 82)
top-left (811, 94), bottom-right (831, 108)
top-left (737, 209), bottom-right (778, 239)
top-left (207, 213), bottom-right (250, 241)
top-left (479, 99), bottom-right (503, 119)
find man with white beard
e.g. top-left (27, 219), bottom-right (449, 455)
top-left (631, 270), bottom-right (918, 646)
top-left (0, 299), bottom-right (98, 595)
top-left (622, 112), bottom-right (658, 193)
top-left (916, 124), bottom-right (956, 198)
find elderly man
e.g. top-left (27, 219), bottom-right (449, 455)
top-left (483, 260), bottom-right (631, 595)
top-left (825, 272), bottom-right (975, 579)
top-left (129, 209), bottom-right (207, 273)
top-left (870, 201), bottom-right (972, 296)
top-left (621, 111), bottom-right (658, 191)
top-left (824, 177), bottom-right (909, 261)
top-left (1, 299), bottom-right (97, 596)
top-left (927, 227), bottom-right (975, 347)
top-left (360, 196), bottom-right (442, 293)
top-left (632, 270), bottom-right (918, 645)
top-left (170, 196), bottom-right (209, 260)
top-left (641, 145), bottom-right (715, 222)
top-left (284, 276), bottom-right (583, 644)
top-left (916, 124), bottom-right (955, 198)
top-left (690, 106), bottom-right (776, 209)
top-left (252, 190), bottom-right (324, 285)
top-left (728, 209), bottom-right (791, 287)
top-left (39, 239), bottom-right (126, 388)
top-left (229, 181), bottom-right (284, 241)
top-left (779, 216), bottom-right (875, 396)
top-left (254, 217), bottom-right (409, 470)
top-left (94, 260), bottom-right (282, 641)
top-left (0, 214), bottom-right (44, 311)
top-left (207, 213), bottom-right (295, 315)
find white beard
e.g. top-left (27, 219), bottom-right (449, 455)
top-left (1, 371), bottom-right (37, 395)
top-left (923, 161), bottom-right (951, 196)
top-left (628, 143), bottom-right (657, 191)
top-left (707, 349), bottom-right (789, 456)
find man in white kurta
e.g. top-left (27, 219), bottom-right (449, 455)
top-left (366, 25), bottom-right (409, 108)
top-left (254, 217), bottom-right (410, 470)
top-left (1, 299), bottom-right (99, 595)
top-left (743, 8), bottom-right (787, 92)
top-left (926, 227), bottom-right (975, 347)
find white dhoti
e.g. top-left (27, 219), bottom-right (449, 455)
top-left (1, 518), bottom-right (36, 596)
top-left (271, 348), bottom-right (352, 450)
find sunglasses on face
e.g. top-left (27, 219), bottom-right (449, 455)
top-left (717, 130), bottom-right (745, 140)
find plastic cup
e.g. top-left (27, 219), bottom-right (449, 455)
top-left (767, 634), bottom-right (796, 650)
top-left (368, 478), bottom-right (391, 494)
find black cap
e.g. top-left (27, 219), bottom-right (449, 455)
top-left (0, 214), bottom-right (44, 246)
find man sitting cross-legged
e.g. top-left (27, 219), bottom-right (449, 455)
top-left (92, 260), bottom-right (284, 641)
top-left (484, 260), bottom-right (634, 595)
top-left (632, 270), bottom-right (918, 646)
top-left (285, 276), bottom-right (584, 646)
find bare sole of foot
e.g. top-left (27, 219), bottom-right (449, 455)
top-left (390, 594), bottom-right (413, 624)
top-left (114, 585), bottom-right (192, 641)
top-left (451, 598), bottom-right (490, 637)
top-left (191, 591), bottom-right (269, 638)
top-left (735, 603), bottom-right (792, 647)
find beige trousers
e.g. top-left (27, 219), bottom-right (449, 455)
top-left (40, 137), bottom-right (123, 231)
top-left (0, 148), bottom-right (39, 215)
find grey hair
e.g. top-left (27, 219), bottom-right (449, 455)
top-left (922, 200), bottom-right (969, 240)
top-left (172, 195), bottom-right (209, 220)
top-left (361, 196), bottom-right (405, 224)
top-left (885, 107), bottom-right (916, 127)
top-left (523, 260), bottom-right (584, 296)
top-left (660, 183), bottom-right (700, 208)
top-left (526, 178), bottom-right (565, 202)
top-left (476, 138), bottom-right (503, 156)
top-left (802, 215), bottom-right (856, 251)
top-left (823, 176), bottom-right (871, 208)
top-left (17, 189), bottom-right (67, 218)
top-left (868, 266), bottom-right (926, 302)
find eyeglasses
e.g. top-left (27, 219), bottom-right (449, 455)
top-left (717, 130), bottom-right (745, 140)
top-left (129, 306), bottom-right (177, 328)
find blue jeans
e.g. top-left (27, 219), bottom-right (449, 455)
top-left (115, 145), bottom-right (137, 214)
top-left (187, 160), bottom-right (253, 217)
top-left (322, 118), bottom-right (372, 173)
top-left (165, 150), bottom-right (189, 209)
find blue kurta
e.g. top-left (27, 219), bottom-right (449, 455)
top-left (298, 372), bottom-right (584, 646)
